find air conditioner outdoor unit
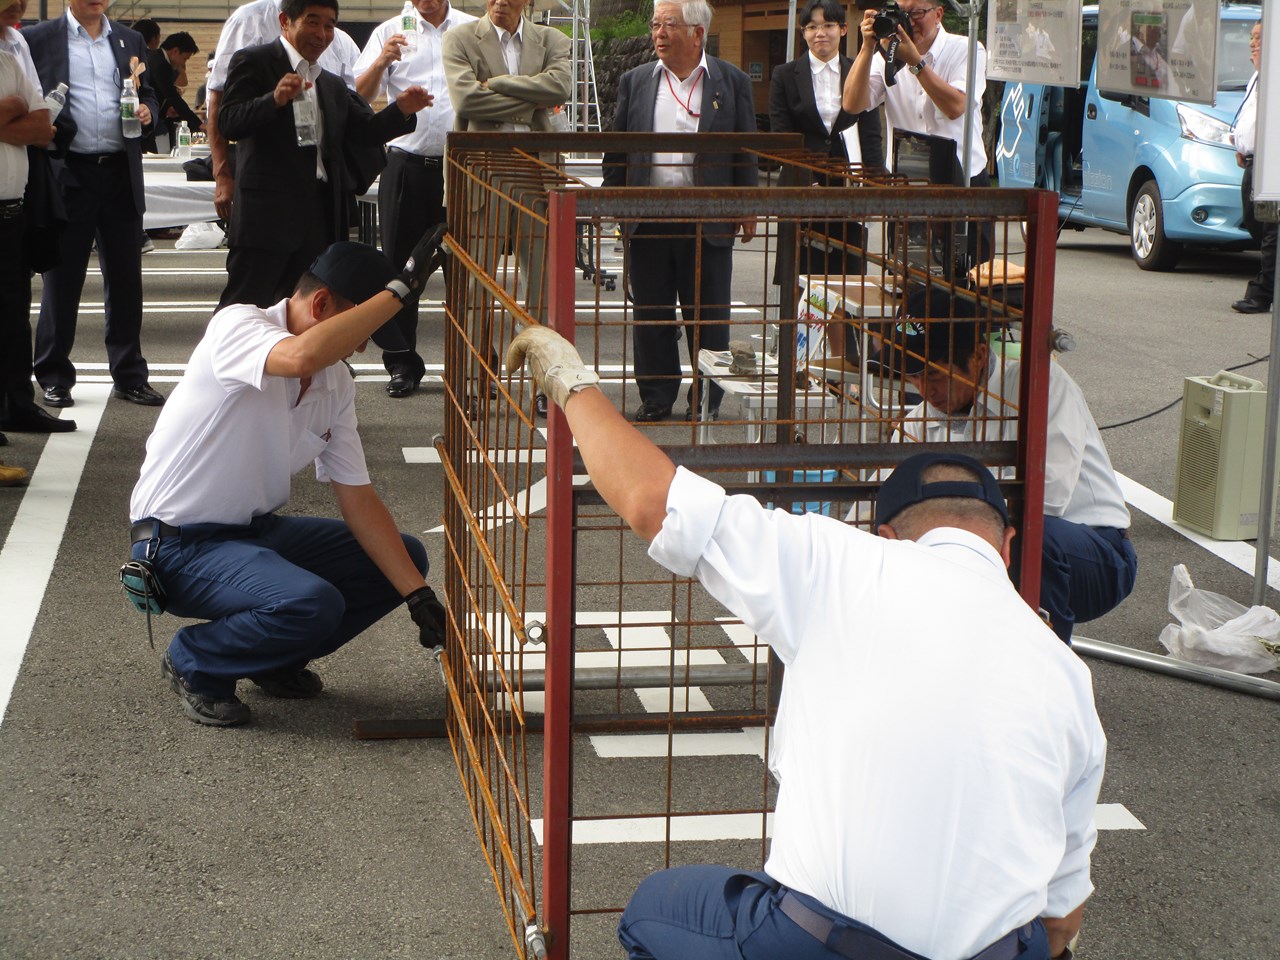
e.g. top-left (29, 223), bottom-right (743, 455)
top-left (1173, 370), bottom-right (1277, 541)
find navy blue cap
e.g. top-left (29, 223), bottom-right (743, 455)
top-left (874, 452), bottom-right (1009, 528)
top-left (878, 288), bottom-right (980, 377)
top-left (307, 241), bottom-right (408, 351)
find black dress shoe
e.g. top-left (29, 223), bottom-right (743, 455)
top-left (111, 383), bottom-right (166, 406)
top-left (42, 386), bottom-right (73, 408)
top-left (684, 407), bottom-right (720, 422)
top-left (0, 404), bottom-right (77, 433)
top-left (1231, 297), bottom-right (1271, 315)
top-left (0, 431), bottom-right (7, 446)
top-left (632, 401), bottom-right (673, 423)
top-left (386, 372), bottom-right (422, 398)
top-left (535, 393), bottom-right (548, 418)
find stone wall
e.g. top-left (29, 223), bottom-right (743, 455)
top-left (592, 35), bottom-right (655, 131)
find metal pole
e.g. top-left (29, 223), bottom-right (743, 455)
top-left (786, 0), bottom-right (797, 66)
top-left (950, 0), bottom-right (985, 189)
top-left (1072, 637), bottom-right (1280, 702)
top-left (1251, 201), bottom-right (1280, 607)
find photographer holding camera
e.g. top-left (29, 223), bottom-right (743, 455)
top-left (842, 1), bottom-right (988, 189)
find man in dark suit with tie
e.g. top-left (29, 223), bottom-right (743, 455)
top-left (145, 32), bottom-right (203, 148)
top-left (769, 0), bottom-right (883, 277)
top-left (602, 0), bottom-right (759, 424)
top-left (25, 0), bottom-right (166, 408)
top-left (217, 0), bottom-right (433, 310)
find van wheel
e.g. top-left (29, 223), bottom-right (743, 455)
top-left (1129, 180), bottom-right (1182, 271)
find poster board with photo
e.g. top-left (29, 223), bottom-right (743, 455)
top-left (1096, 0), bottom-right (1219, 105)
top-left (988, 0), bottom-right (1085, 88)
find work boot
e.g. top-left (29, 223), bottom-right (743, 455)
top-left (161, 651), bottom-right (251, 727)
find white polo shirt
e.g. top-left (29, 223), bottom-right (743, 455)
top-left (899, 356), bottom-right (1131, 530)
top-left (649, 466), bottom-right (1107, 960)
top-left (863, 25), bottom-right (987, 179)
top-left (129, 301), bottom-right (371, 527)
top-left (208, 0), bottom-right (360, 92)
top-left (354, 2), bottom-right (477, 156)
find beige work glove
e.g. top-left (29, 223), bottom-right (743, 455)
top-left (505, 326), bottom-right (600, 409)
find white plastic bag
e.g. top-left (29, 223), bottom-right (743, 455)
top-left (174, 220), bottom-right (224, 251)
top-left (1157, 564), bottom-right (1280, 674)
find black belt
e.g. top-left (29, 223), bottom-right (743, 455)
top-left (131, 519), bottom-right (181, 544)
top-left (778, 892), bottom-right (1028, 960)
top-left (388, 147), bottom-right (443, 166)
top-left (0, 198), bottom-right (22, 218)
top-left (67, 151), bottom-right (127, 165)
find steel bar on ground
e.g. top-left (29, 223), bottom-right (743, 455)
top-left (489, 663), bottom-right (766, 692)
top-left (1072, 637), bottom-right (1280, 701)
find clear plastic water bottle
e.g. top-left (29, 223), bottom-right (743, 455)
top-left (173, 120), bottom-right (192, 159)
top-left (44, 82), bottom-right (68, 123)
top-left (400, 1), bottom-right (418, 53)
top-left (120, 77), bottom-right (141, 139)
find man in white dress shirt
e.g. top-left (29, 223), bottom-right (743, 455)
top-left (505, 324), bottom-right (1105, 960)
top-left (355, 0), bottom-right (476, 398)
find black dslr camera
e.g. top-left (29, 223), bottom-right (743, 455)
top-left (872, 2), bottom-right (912, 40)
top-left (872, 3), bottom-right (913, 86)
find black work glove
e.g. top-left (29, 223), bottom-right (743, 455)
top-left (385, 223), bottom-right (448, 304)
top-left (406, 585), bottom-right (447, 649)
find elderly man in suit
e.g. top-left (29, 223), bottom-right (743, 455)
top-left (25, 0), bottom-right (166, 409)
top-left (216, 0), bottom-right (433, 310)
top-left (602, 0), bottom-right (759, 424)
top-left (769, 0), bottom-right (883, 278)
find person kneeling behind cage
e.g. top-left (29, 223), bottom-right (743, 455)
top-left (123, 228), bottom-right (450, 728)
top-left (506, 324), bottom-right (1103, 960)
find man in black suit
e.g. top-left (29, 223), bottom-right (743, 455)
top-left (25, 0), bottom-right (166, 408)
top-left (216, 0), bottom-right (433, 310)
top-left (144, 32), bottom-right (202, 150)
top-left (769, 0), bottom-right (883, 277)
top-left (602, 0), bottom-right (759, 424)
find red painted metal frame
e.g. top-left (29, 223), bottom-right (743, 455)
top-left (1016, 189), bottom-right (1059, 612)
top-left (541, 189), bottom-right (579, 960)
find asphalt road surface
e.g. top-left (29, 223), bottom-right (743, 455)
top-left (0, 222), bottom-right (1276, 960)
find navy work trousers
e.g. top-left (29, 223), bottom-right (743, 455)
top-left (1037, 518), bottom-right (1138, 643)
top-left (132, 514), bottom-right (427, 697)
top-left (618, 866), bottom-right (1050, 960)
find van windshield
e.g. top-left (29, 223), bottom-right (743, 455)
top-left (1217, 18), bottom-right (1257, 90)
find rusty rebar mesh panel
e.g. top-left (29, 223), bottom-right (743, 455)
top-left (441, 133), bottom-right (1053, 960)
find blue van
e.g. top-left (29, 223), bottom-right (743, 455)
top-left (996, 2), bottom-right (1260, 270)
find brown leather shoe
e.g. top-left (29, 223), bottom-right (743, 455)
top-left (0, 460), bottom-right (31, 487)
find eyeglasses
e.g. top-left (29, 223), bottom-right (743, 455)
top-left (899, 7), bottom-right (940, 20)
top-left (802, 22), bottom-right (842, 34)
top-left (650, 19), bottom-right (692, 33)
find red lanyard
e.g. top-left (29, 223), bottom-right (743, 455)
top-left (664, 67), bottom-right (704, 118)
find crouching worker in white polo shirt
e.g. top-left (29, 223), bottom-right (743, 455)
top-left (128, 230), bottom-right (449, 727)
top-left (505, 325), bottom-right (1106, 960)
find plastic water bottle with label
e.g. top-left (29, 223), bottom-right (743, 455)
top-left (120, 77), bottom-right (141, 138)
top-left (400, 1), bottom-right (419, 54)
top-left (293, 96), bottom-right (318, 147)
top-left (173, 121), bottom-right (192, 159)
top-left (44, 82), bottom-right (68, 123)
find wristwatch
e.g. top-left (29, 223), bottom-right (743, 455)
top-left (909, 53), bottom-right (932, 76)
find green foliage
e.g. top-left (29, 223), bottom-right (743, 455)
top-left (593, 5), bottom-right (654, 43)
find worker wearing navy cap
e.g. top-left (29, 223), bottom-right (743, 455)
top-left (505, 324), bottom-right (1106, 960)
top-left (880, 288), bottom-right (1136, 643)
top-left (128, 231), bottom-right (449, 728)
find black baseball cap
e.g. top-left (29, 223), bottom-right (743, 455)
top-left (877, 288), bottom-right (980, 377)
top-left (307, 241), bottom-right (408, 351)
top-left (874, 451), bottom-right (1009, 528)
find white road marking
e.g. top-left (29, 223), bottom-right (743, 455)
top-left (0, 385), bottom-right (109, 725)
top-left (1096, 804), bottom-right (1146, 830)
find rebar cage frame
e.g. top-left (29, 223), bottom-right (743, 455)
top-left (439, 132), bottom-right (1058, 960)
